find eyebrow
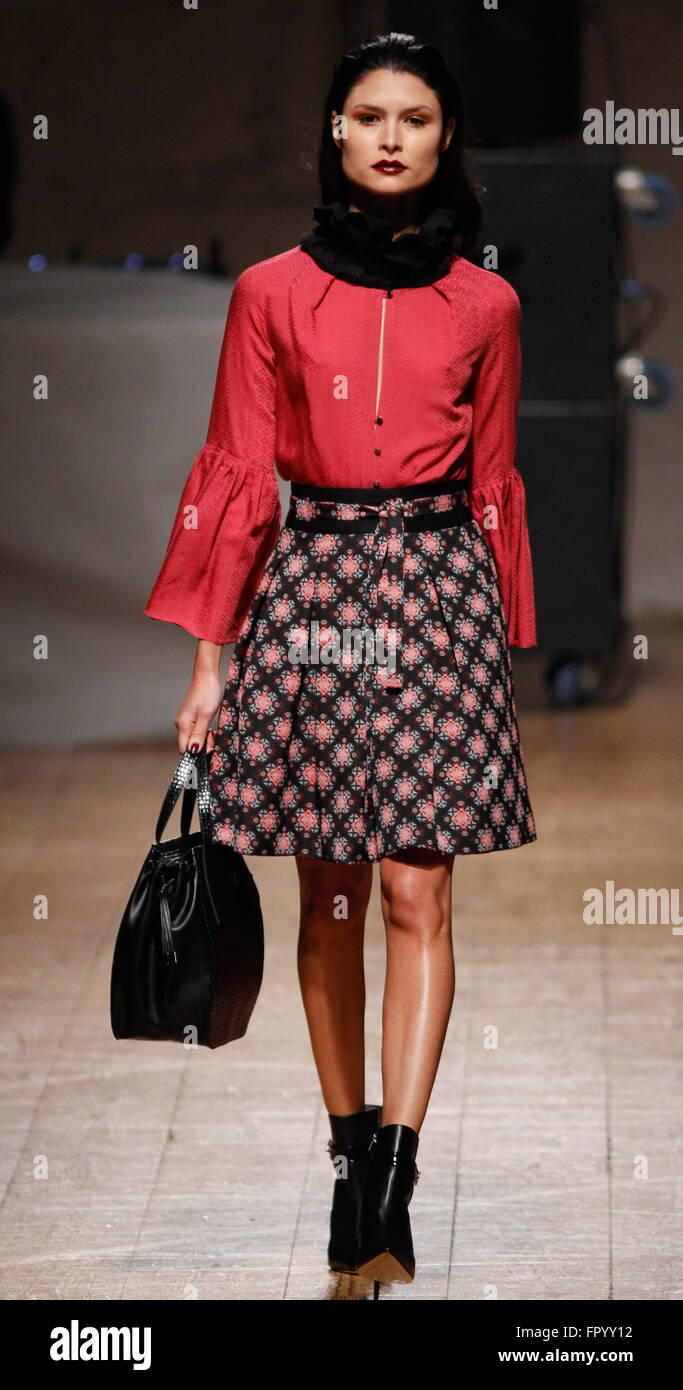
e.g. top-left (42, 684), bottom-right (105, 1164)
top-left (349, 103), bottom-right (435, 115)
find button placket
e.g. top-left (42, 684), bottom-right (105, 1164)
top-left (372, 289), bottom-right (391, 470)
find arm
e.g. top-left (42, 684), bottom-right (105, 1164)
top-left (467, 283), bottom-right (537, 648)
top-left (142, 265), bottom-right (281, 646)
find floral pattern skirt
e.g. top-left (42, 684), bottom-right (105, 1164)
top-left (209, 480), bottom-right (537, 864)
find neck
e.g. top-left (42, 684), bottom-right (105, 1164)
top-left (346, 186), bottom-right (424, 239)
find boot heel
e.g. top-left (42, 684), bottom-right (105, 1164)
top-left (356, 1124), bottom-right (420, 1285)
top-left (358, 1251), bottom-right (415, 1284)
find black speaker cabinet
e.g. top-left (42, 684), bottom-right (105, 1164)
top-left (470, 151), bottom-right (622, 654)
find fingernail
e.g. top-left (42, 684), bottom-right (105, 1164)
top-left (190, 742), bottom-right (199, 753)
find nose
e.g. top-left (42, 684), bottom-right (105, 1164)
top-left (380, 123), bottom-right (402, 154)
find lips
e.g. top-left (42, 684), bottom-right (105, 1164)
top-left (372, 161), bottom-right (406, 172)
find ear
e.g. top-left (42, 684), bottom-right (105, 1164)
top-left (440, 115), bottom-right (456, 153)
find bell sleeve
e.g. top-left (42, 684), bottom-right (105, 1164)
top-left (142, 267), bottom-right (281, 645)
top-left (466, 283), bottom-right (537, 648)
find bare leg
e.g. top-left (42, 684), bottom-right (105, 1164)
top-left (296, 855), bottom-right (373, 1115)
top-left (378, 848), bottom-right (456, 1133)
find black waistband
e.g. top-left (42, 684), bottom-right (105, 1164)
top-left (286, 502), bottom-right (473, 534)
top-left (290, 478), bottom-right (467, 502)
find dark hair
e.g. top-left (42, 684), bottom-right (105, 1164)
top-left (316, 31), bottom-right (482, 253)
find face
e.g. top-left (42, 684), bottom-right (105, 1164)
top-left (331, 67), bottom-right (455, 208)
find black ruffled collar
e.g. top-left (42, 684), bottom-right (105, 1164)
top-left (299, 200), bottom-right (463, 289)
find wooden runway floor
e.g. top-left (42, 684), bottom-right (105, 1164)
top-left (0, 620), bottom-right (681, 1300)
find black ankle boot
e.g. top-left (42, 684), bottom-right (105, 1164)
top-left (356, 1123), bottom-right (421, 1284)
top-left (326, 1104), bottom-right (382, 1274)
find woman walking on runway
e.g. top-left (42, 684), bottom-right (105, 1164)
top-left (143, 32), bottom-right (537, 1291)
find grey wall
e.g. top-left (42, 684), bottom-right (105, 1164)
top-left (0, 266), bottom-right (256, 747)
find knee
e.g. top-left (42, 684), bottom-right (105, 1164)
top-left (298, 907), bottom-right (365, 960)
top-left (298, 875), bottom-right (369, 946)
top-left (382, 881), bottom-right (450, 942)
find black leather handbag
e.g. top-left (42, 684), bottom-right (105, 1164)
top-left (110, 742), bottom-right (264, 1049)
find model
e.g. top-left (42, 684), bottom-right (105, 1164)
top-left (143, 32), bottom-right (537, 1293)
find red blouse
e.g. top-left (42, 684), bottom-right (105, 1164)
top-left (143, 246), bottom-right (537, 647)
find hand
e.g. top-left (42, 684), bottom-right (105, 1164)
top-left (175, 668), bottom-right (224, 756)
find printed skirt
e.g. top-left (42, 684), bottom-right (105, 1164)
top-left (208, 479), bottom-right (537, 864)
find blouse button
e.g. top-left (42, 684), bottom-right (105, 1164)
top-left (374, 447), bottom-right (381, 456)
top-left (386, 289), bottom-right (393, 298)
top-left (375, 416), bottom-right (383, 425)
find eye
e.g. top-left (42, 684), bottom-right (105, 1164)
top-left (355, 112), bottom-right (427, 127)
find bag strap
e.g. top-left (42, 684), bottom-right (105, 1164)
top-left (155, 741), bottom-right (212, 847)
top-left (179, 746), bottom-right (213, 842)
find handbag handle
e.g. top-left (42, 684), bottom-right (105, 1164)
top-left (155, 741), bottom-right (213, 847)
